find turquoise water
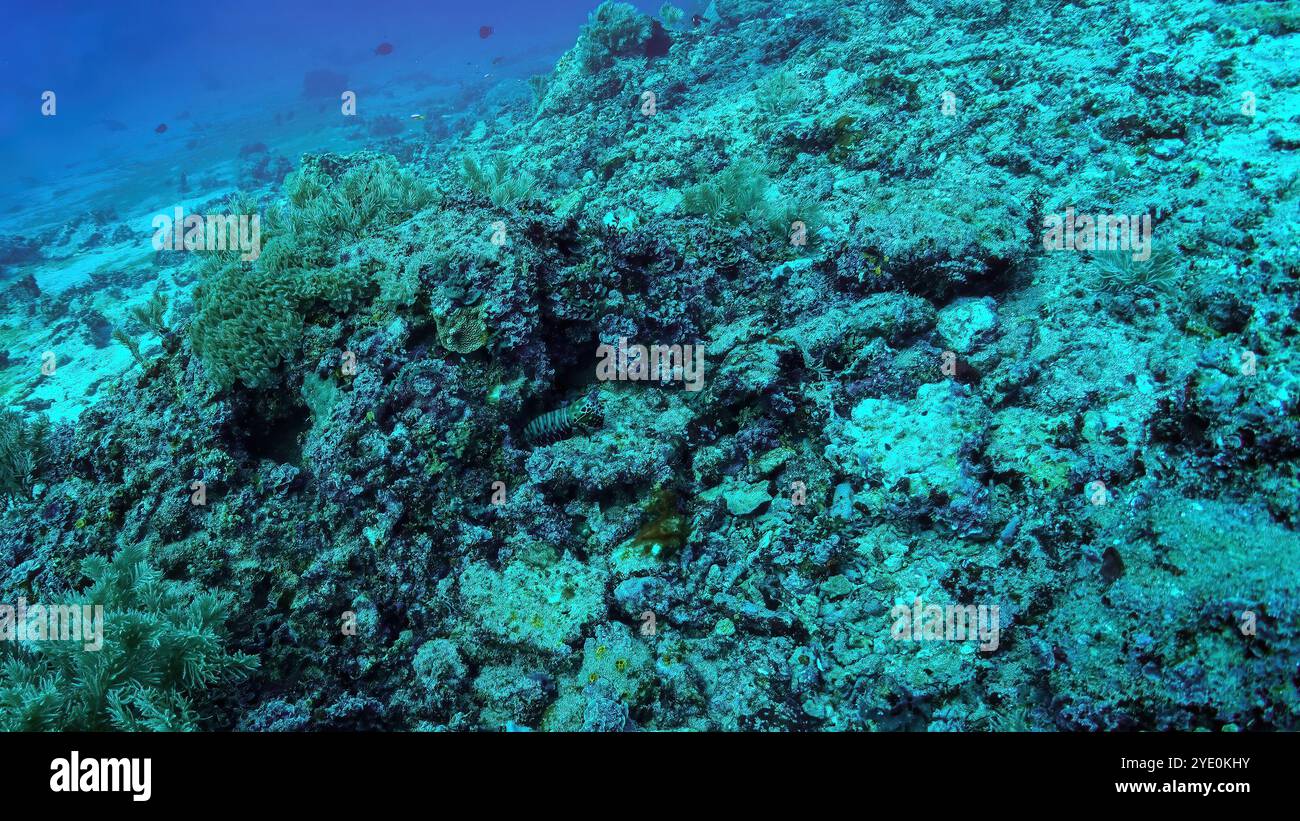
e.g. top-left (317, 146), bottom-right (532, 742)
top-left (0, 0), bottom-right (1297, 731)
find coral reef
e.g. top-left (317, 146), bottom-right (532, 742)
top-left (2, 0), bottom-right (1298, 733)
top-left (0, 545), bottom-right (256, 730)
top-left (0, 409), bottom-right (42, 497)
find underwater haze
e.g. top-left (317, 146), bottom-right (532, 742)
top-left (0, 0), bottom-right (1298, 732)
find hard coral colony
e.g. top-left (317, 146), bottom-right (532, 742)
top-left (0, 0), bottom-right (1297, 743)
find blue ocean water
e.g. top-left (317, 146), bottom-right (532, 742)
top-left (0, 0), bottom-right (660, 231)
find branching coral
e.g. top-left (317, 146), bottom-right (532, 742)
top-left (528, 74), bottom-right (551, 111)
top-left (460, 154), bottom-right (538, 207)
top-left (130, 291), bottom-right (170, 337)
top-left (764, 196), bottom-right (825, 246)
top-left (757, 69), bottom-right (806, 118)
top-left (0, 544), bottom-right (257, 731)
top-left (682, 160), bottom-right (823, 243)
top-left (190, 153), bottom-right (433, 390)
top-left (659, 3), bottom-right (686, 30)
top-left (0, 409), bottom-right (40, 497)
top-left (682, 160), bottom-right (772, 226)
top-left (578, 1), bottom-right (653, 72)
top-left (112, 327), bottom-right (147, 369)
top-left (115, 291), bottom-right (172, 370)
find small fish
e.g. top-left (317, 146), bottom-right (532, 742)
top-left (154, 123), bottom-right (168, 134)
top-left (491, 56), bottom-right (504, 65)
top-left (409, 113), bottom-right (425, 120)
top-left (101, 119), bottom-right (127, 132)
top-left (375, 42), bottom-right (394, 55)
top-left (479, 25), bottom-right (494, 39)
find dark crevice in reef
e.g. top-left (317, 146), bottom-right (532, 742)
top-left (404, 320), bottom-right (441, 360)
top-left (519, 321), bottom-right (602, 436)
top-left (551, 325), bottom-right (602, 393)
top-left (951, 257), bottom-right (1019, 300)
top-left (526, 214), bottom-right (581, 259)
top-left (644, 21), bottom-right (672, 59)
top-left (239, 396), bottom-right (311, 467)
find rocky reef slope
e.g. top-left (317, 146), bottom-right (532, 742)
top-left (2, 0), bottom-right (1298, 731)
